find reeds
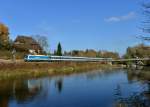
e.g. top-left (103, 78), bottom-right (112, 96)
top-left (0, 61), bottom-right (121, 80)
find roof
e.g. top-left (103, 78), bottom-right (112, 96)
top-left (13, 35), bottom-right (42, 52)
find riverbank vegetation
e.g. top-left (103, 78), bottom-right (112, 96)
top-left (0, 62), bottom-right (121, 80)
top-left (123, 44), bottom-right (150, 65)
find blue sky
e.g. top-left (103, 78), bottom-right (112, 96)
top-left (0, 0), bottom-right (146, 54)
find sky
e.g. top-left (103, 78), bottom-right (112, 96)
top-left (0, 0), bottom-right (147, 55)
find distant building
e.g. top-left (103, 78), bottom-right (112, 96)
top-left (13, 36), bottom-right (42, 54)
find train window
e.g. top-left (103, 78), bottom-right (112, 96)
top-left (29, 56), bottom-right (49, 59)
top-left (24, 55), bottom-right (28, 58)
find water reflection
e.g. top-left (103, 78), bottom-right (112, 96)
top-left (55, 78), bottom-right (63, 93)
top-left (114, 68), bottom-right (150, 107)
top-left (0, 69), bottom-right (150, 107)
top-left (85, 69), bottom-right (123, 80)
top-left (0, 79), bottom-right (42, 107)
top-left (0, 77), bottom-right (66, 107)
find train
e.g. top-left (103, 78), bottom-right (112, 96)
top-left (24, 54), bottom-right (112, 62)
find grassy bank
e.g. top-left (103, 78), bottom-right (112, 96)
top-left (0, 61), bottom-right (122, 80)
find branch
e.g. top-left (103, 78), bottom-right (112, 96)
top-left (136, 35), bottom-right (150, 41)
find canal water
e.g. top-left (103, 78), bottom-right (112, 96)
top-left (0, 68), bottom-right (150, 107)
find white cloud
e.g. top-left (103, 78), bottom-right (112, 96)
top-left (105, 12), bottom-right (136, 22)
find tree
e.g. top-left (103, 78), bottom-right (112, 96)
top-left (71, 50), bottom-right (79, 56)
top-left (33, 35), bottom-right (49, 52)
top-left (56, 42), bottom-right (62, 56)
top-left (0, 23), bottom-right (9, 49)
top-left (123, 44), bottom-right (150, 65)
top-left (140, 1), bottom-right (150, 41)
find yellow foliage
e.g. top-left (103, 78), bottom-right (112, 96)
top-left (0, 23), bottom-right (9, 47)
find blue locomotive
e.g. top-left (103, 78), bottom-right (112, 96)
top-left (24, 55), bottom-right (51, 62)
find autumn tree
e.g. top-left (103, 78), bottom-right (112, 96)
top-left (64, 49), bottom-right (120, 58)
top-left (0, 23), bottom-right (9, 49)
top-left (124, 44), bottom-right (150, 65)
top-left (124, 44), bottom-right (150, 58)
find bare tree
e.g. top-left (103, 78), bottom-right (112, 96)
top-left (33, 35), bottom-right (49, 52)
top-left (140, 1), bottom-right (150, 41)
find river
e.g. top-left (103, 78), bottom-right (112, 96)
top-left (0, 68), bottom-right (150, 107)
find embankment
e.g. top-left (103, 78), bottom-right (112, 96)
top-left (0, 61), bottom-right (123, 79)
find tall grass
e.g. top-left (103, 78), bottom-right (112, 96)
top-left (0, 61), bottom-right (121, 80)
